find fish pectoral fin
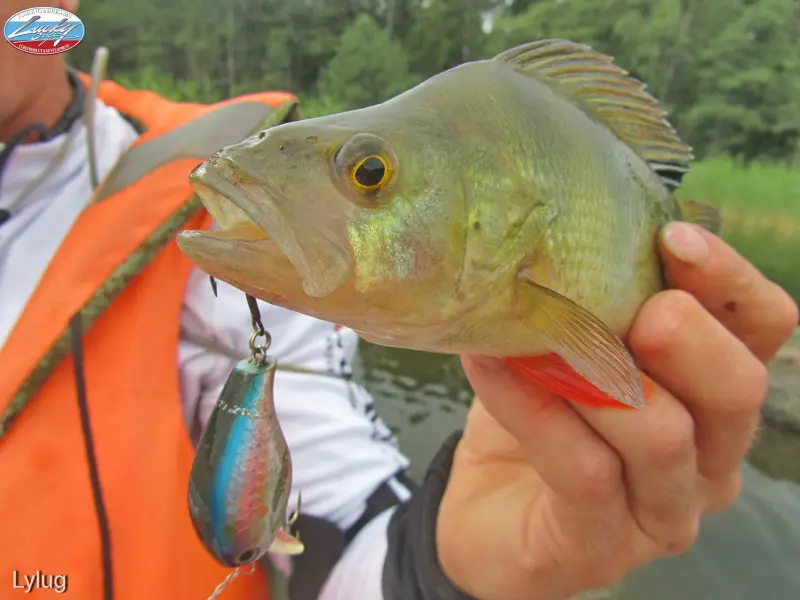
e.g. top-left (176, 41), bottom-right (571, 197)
top-left (677, 198), bottom-right (723, 235)
top-left (513, 271), bottom-right (646, 409)
top-left (505, 353), bottom-right (654, 410)
top-left (268, 528), bottom-right (305, 556)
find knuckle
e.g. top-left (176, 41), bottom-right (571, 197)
top-left (662, 289), bottom-right (699, 324)
top-left (729, 360), bottom-right (769, 416)
top-left (774, 287), bottom-right (800, 340)
top-left (666, 518), bottom-right (701, 554)
top-left (631, 290), bottom-right (698, 355)
top-left (575, 451), bottom-right (621, 502)
top-left (646, 411), bottom-right (696, 469)
top-left (653, 290), bottom-right (698, 348)
top-left (707, 472), bottom-right (742, 513)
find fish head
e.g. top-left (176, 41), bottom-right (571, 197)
top-left (177, 102), bottom-right (472, 336)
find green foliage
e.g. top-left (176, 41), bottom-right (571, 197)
top-left (484, 0), bottom-right (800, 163)
top-left (297, 95), bottom-right (349, 120)
top-left (679, 157), bottom-right (800, 304)
top-left (679, 157), bottom-right (800, 217)
top-left (71, 0), bottom-right (800, 164)
top-left (404, 0), bottom-right (498, 78)
top-left (69, 0), bottom-right (799, 300)
top-left (319, 14), bottom-right (417, 109)
top-left (682, 0), bottom-right (800, 162)
top-left (113, 66), bottom-right (220, 104)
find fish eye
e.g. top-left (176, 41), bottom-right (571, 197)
top-left (236, 548), bottom-right (258, 564)
top-left (332, 133), bottom-right (398, 207)
top-left (351, 155), bottom-right (388, 191)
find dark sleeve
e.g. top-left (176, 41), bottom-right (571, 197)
top-left (382, 430), bottom-right (475, 600)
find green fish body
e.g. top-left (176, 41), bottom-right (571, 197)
top-left (177, 39), bottom-right (721, 409)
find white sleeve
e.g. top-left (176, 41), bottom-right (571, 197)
top-left (318, 507), bottom-right (396, 600)
top-left (177, 265), bottom-right (410, 531)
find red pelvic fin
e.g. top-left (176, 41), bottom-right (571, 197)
top-left (505, 354), bottom-right (653, 410)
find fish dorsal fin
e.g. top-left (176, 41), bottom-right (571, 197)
top-left (494, 39), bottom-right (693, 189)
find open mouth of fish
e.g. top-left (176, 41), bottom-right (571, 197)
top-left (179, 157), bottom-right (350, 298)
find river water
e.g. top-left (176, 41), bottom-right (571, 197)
top-left (354, 329), bottom-right (800, 484)
top-left (352, 335), bottom-right (800, 600)
top-left (353, 341), bottom-right (471, 481)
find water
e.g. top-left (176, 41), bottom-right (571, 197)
top-left (352, 341), bottom-right (472, 481)
top-left (352, 335), bottom-right (800, 600)
top-left (355, 330), bottom-right (800, 484)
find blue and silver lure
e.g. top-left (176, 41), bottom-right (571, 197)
top-left (188, 299), bottom-right (303, 568)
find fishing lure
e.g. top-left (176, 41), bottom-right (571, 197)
top-left (189, 293), bottom-right (304, 569)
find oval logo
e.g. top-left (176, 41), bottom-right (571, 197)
top-left (3, 6), bottom-right (84, 55)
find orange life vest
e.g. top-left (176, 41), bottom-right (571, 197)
top-left (0, 76), bottom-right (296, 598)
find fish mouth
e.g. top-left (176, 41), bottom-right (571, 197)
top-left (178, 157), bottom-right (350, 298)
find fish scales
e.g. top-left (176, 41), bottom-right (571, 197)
top-left (177, 38), bottom-right (721, 411)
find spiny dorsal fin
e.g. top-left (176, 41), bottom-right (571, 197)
top-left (494, 39), bottom-right (693, 190)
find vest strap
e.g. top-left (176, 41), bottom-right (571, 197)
top-left (0, 98), bottom-right (299, 439)
top-left (0, 197), bottom-right (201, 438)
top-left (92, 99), bottom-right (299, 206)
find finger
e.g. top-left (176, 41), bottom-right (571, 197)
top-left (462, 356), bottom-right (627, 514)
top-left (570, 370), bottom-right (699, 546)
top-left (660, 222), bottom-right (799, 362)
top-left (629, 289), bottom-right (768, 484)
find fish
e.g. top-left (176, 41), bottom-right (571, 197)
top-left (176, 38), bottom-right (722, 410)
top-left (188, 355), bottom-right (304, 568)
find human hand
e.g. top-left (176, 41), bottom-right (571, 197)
top-left (437, 223), bottom-right (799, 600)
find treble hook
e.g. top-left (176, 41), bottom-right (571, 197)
top-left (288, 492), bottom-right (302, 527)
top-left (244, 294), bottom-right (271, 365)
top-left (245, 294), bottom-right (265, 337)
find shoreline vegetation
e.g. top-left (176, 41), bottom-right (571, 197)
top-left (677, 157), bottom-right (800, 305)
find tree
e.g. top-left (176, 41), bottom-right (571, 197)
top-left (319, 14), bottom-right (416, 109)
top-left (405, 0), bottom-right (499, 78)
top-left (684, 0), bottom-right (800, 162)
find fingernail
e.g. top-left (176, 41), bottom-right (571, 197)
top-left (661, 222), bottom-right (710, 267)
top-left (468, 355), bottom-right (505, 371)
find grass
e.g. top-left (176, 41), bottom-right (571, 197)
top-left (677, 156), bottom-right (800, 305)
top-left (679, 156), bottom-right (800, 217)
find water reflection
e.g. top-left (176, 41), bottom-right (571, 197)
top-left (354, 331), bottom-right (800, 485)
top-left (353, 341), bottom-right (473, 480)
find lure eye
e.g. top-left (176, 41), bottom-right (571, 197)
top-left (332, 133), bottom-right (398, 207)
top-left (351, 155), bottom-right (389, 191)
top-left (236, 548), bottom-right (258, 564)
